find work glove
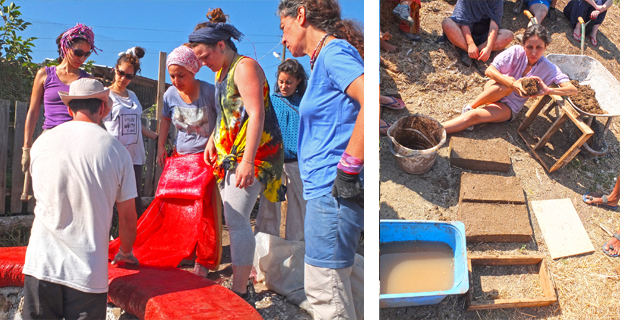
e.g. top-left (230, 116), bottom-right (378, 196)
top-left (21, 148), bottom-right (30, 174)
top-left (331, 168), bottom-right (364, 208)
top-left (111, 248), bottom-right (140, 266)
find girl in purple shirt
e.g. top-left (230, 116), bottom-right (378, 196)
top-left (22, 23), bottom-right (97, 173)
top-left (442, 24), bottom-right (577, 134)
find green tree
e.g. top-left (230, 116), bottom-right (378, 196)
top-left (0, 0), bottom-right (37, 70)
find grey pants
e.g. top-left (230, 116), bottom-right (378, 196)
top-left (220, 168), bottom-right (263, 266)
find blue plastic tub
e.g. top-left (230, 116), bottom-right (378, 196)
top-left (379, 220), bottom-right (468, 308)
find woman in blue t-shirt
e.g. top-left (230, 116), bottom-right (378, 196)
top-left (278, 0), bottom-right (364, 318)
top-left (255, 59), bottom-right (308, 241)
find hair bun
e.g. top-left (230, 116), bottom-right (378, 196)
top-left (207, 8), bottom-right (228, 23)
top-left (134, 46), bottom-right (145, 59)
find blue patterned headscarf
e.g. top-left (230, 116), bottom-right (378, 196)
top-left (188, 23), bottom-right (244, 52)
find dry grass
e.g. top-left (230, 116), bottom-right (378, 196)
top-left (380, 0), bottom-right (620, 319)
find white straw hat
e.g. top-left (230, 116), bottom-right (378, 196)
top-left (58, 78), bottom-right (111, 110)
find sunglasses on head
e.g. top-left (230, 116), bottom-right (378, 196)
top-left (116, 68), bottom-right (135, 80)
top-left (71, 48), bottom-right (92, 58)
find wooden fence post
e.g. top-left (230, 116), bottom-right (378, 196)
top-left (154, 52), bottom-right (167, 189)
top-left (143, 119), bottom-right (158, 196)
top-left (0, 100), bottom-right (9, 215)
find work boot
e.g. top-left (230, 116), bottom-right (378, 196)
top-left (548, 7), bottom-right (556, 21)
top-left (459, 49), bottom-right (473, 67)
top-left (513, 0), bottom-right (524, 14)
top-left (399, 29), bottom-right (421, 42)
top-left (393, 4), bottom-right (415, 25)
top-left (235, 278), bottom-right (256, 308)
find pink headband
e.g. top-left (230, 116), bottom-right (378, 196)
top-left (60, 23), bottom-right (99, 58)
top-left (166, 45), bottom-right (202, 75)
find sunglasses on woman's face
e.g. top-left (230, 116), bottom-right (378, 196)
top-left (116, 68), bottom-right (135, 80)
top-left (72, 48), bottom-right (92, 58)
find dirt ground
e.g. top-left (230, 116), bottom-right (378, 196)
top-left (380, 0), bottom-right (620, 319)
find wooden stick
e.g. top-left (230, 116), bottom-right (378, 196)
top-left (20, 169), bottom-right (31, 202)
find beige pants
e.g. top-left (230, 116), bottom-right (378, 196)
top-left (305, 263), bottom-right (364, 320)
top-left (255, 162), bottom-right (306, 241)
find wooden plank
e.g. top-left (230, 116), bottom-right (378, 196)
top-left (517, 130), bottom-right (552, 172)
top-left (531, 199), bottom-right (595, 259)
top-left (518, 95), bottom-right (551, 131)
top-left (156, 52), bottom-right (166, 124)
top-left (534, 113), bottom-right (569, 151)
top-left (10, 102), bottom-right (27, 214)
top-left (549, 131), bottom-right (593, 172)
top-left (469, 255), bottom-right (543, 266)
top-left (0, 100), bottom-right (9, 215)
top-left (465, 255), bottom-right (557, 311)
top-left (143, 119), bottom-right (157, 196)
top-left (538, 260), bottom-right (556, 299)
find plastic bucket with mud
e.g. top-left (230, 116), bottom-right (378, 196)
top-left (387, 114), bottom-right (446, 174)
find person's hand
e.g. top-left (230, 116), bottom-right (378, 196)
top-left (511, 79), bottom-right (528, 97)
top-left (331, 168), bottom-right (364, 208)
top-left (478, 46), bottom-right (492, 62)
top-left (531, 76), bottom-right (550, 96)
top-left (204, 140), bottom-right (217, 167)
top-left (21, 148), bottom-right (30, 174)
top-left (468, 44), bottom-right (479, 59)
top-left (235, 160), bottom-right (255, 188)
top-left (591, 10), bottom-right (601, 19)
top-left (380, 31), bottom-right (392, 41)
top-left (156, 145), bottom-right (167, 168)
top-left (111, 248), bottom-right (139, 266)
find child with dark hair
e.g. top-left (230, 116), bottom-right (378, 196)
top-left (442, 24), bottom-right (577, 134)
top-left (255, 59), bottom-right (308, 241)
top-left (564, 0), bottom-right (613, 46)
top-left (103, 47), bottom-right (158, 218)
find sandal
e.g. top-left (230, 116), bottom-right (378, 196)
top-left (603, 233), bottom-right (620, 257)
top-left (380, 96), bottom-right (406, 110)
top-left (590, 35), bottom-right (598, 46)
top-left (380, 120), bottom-right (391, 136)
top-left (582, 192), bottom-right (618, 210)
top-left (573, 32), bottom-right (581, 42)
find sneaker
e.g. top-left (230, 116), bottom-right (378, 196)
top-left (461, 104), bottom-right (474, 131)
top-left (393, 4), bottom-right (414, 25)
top-left (512, 0), bottom-right (524, 14)
top-left (459, 49), bottom-right (473, 67)
top-left (548, 7), bottom-right (556, 21)
top-left (192, 262), bottom-right (209, 277)
top-left (234, 278), bottom-right (256, 308)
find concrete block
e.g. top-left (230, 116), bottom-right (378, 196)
top-left (459, 173), bottom-right (525, 204)
top-left (458, 202), bottom-right (532, 243)
top-left (449, 137), bottom-right (511, 172)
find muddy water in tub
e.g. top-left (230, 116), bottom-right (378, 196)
top-left (380, 241), bottom-right (455, 294)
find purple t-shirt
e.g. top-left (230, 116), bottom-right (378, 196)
top-left (491, 45), bottom-right (569, 113)
top-left (42, 66), bottom-right (90, 129)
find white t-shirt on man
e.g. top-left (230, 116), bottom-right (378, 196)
top-left (23, 121), bottom-right (137, 293)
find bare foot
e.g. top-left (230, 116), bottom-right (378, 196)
top-left (584, 192), bottom-right (619, 207)
top-left (604, 236), bottom-right (620, 256)
top-left (380, 39), bottom-right (398, 53)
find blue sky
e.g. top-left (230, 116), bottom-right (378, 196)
top-left (16, 0), bottom-right (363, 88)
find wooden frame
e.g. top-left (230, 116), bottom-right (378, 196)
top-left (517, 95), bottom-right (593, 173)
top-left (465, 255), bottom-right (557, 311)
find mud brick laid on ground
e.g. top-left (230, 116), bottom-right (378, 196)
top-left (458, 202), bottom-right (532, 243)
top-left (449, 137), bottom-right (511, 172)
top-left (459, 173), bottom-right (525, 204)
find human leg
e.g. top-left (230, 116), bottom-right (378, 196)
top-left (22, 275), bottom-right (63, 320)
top-left (604, 232), bottom-right (620, 256)
top-left (470, 80), bottom-right (514, 108)
top-left (305, 264), bottom-right (356, 320)
top-left (62, 285), bottom-right (107, 320)
top-left (221, 169), bottom-right (264, 295)
top-left (529, 3), bottom-right (549, 25)
top-left (442, 18), bottom-right (468, 51)
top-left (442, 102), bottom-right (513, 134)
top-left (283, 162), bottom-right (306, 241)
top-left (584, 172), bottom-right (620, 207)
top-left (304, 194), bottom-right (363, 319)
top-left (133, 165), bottom-right (144, 219)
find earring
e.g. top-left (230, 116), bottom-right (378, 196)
top-left (221, 49), bottom-right (225, 54)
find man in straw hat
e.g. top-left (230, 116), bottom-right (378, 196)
top-left (22, 78), bottom-right (139, 320)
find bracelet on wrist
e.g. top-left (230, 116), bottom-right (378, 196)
top-left (242, 159), bottom-right (254, 165)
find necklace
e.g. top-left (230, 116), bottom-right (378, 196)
top-left (310, 33), bottom-right (330, 71)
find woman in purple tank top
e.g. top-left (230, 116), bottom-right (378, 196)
top-left (21, 23), bottom-right (98, 174)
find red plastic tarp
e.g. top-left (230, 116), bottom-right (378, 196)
top-left (109, 153), bottom-right (222, 270)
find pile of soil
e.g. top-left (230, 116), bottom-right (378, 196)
top-left (569, 79), bottom-right (606, 114)
top-left (521, 78), bottom-right (539, 96)
top-left (392, 116), bottom-right (441, 150)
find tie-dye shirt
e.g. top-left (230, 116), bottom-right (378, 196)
top-left (213, 54), bottom-right (285, 202)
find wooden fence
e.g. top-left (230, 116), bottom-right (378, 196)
top-left (0, 99), bottom-right (163, 216)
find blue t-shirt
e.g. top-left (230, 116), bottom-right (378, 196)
top-left (162, 80), bottom-right (217, 155)
top-left (298, 39), bottom-right (364, 200)
top-left (271, 92), bottom-right (302, 161)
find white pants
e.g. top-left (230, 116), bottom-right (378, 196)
top-left (305, 263), bottom-right (364, 320)
top-left (255, 162), bottom-right (307, 241)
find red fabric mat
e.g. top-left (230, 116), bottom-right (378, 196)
top-left (109, 153), bottom-right (222, 270)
